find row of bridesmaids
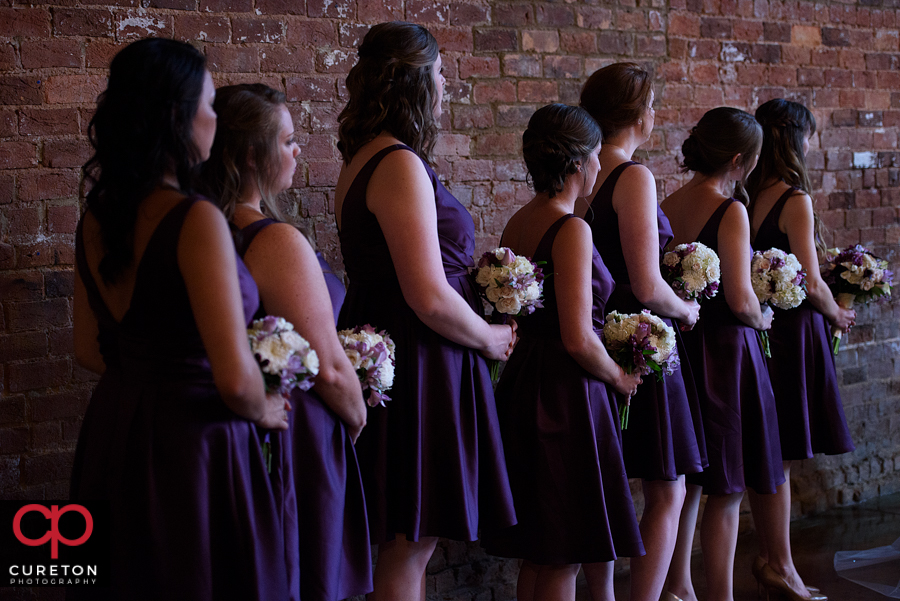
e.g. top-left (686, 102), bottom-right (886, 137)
top-left (69, 22), bottom-right (854, 601)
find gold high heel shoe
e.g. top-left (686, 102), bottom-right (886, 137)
top-left (751, 556), bottom-right (822, 597)
top-left (759, 563), bottom-right (827, 601)
top-left (659, 592), bottom-right (684, 601)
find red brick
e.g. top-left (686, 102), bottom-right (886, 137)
top-left (0, 173), bottom-right (13, 205)
top-left (357, 0), bottom-right (402, 22)
top-left (0, 77), bottom-right (42, 105)
top-left (20, 451), bottom-right (75, 486)
top-left (18, 171), bottom-right (78, 202)
top-left (543, 56), bottom-right (581, 79)
top-left (149, 0), bottom-right (196, 8)
top-left (0, 331), bottom-right (47, 363)
top-left (599, 31), bottom-right (634, 56)
top-left (733, 20), bottom-right (763, 42)
top-left (474, 28), bottom-right (517, 52)
top-left (459, 56), bottom-right (499, 79)
top-left (0, 428), bottom-right (29, 454)
top-left (232, 17), bottom-right (284, 44)
top-left (797, 68), bottom-right (824, 87)
top-left (576, 6), bottom-right (611, 29)
top-left (0, 142), bottom-right (38, 170)
top-left (494, 3), bottom-right (534, 27)
top-left (253, 0), bottom-right (304, 13)
top-left (315, 48), bottom-right (354, 73)
top-left (518, 80), bottom-right (558, 103)
top-left (286, 77), bottom-right (335, 102)
top-left (768, 66), bottom-right (797, 86)
top-left (637, 34), bottom-right (667, 57)
top-left (173, 15), bottom-right (230, 43)
top-left (781, 46), bottom-right (811, 65)
top-left (668, 13), bottom-right (700, 37)
top-left (475, 133), bottom-right (518, 156)
top-left (206, 46), bottom-right (259, 73)
top-left (536, 4), bottom-right (573, 26)
top-left (0, 242), bottom-right (13, 268)
top-left (49, 325), bottom-right (75, 356)
top-left (53, 8), bottom-right (114, 37)
top-left (0, 8), bottom-right (51, 37)
top-left (496, 104), bottom-right (534, 128)
top-left (617, 10), bottom-right (648, 31)
top-left (763, 22), bottom-right (791, 43)
top-left (522, 30), bottom-right (558, 53)
top-left (200, 0), bottom-right (252, 11)
top-left (305, 102), bottom-right (341, 132)
top-left (19, 40), bottom-right (82, 70)
top-left (8, 358), bottom-right (70, 393)
top-left (560, 31), bottom-right (597, 55)
top-left (444, 81), bottom-right (471, 104)
top-left (47, 205), bottom-right (78, 235)
top-left (431, 26), bottom-right (473, 52)
top-left (307, 160), bottom-right (341, 187)
top-left (85, 40), bottom-right (125, 70)
top-left (751, 44), bottom-right (781, 64)
top-left (434, 134), bottom-right (470, 157)
top-left (44, 75), bottom-right (106, 105)
top-left (406, 0), bottom-right (448, 23)
top-left (473, 80), bottom-right (516, 104)
top-left (855, 189), bottom-right (881, 208)
top-left (502, 54), bottom-right (541, 77)
top-left (0, 270), bottom-right (43, 302)
top-left (43, 138), bottom-right (92, 169)
top-left (262, 46), bottom-right (315, 74)
top-left (494, 160), bottom-right (527, 181)
top-left (453, 159), bottom-right (493, 181)
top-left (822, 28), bottom-right (851, 47)
top-left (701, 17), bottom-right (732, 39)
top-left (289, 21), bottom-right (337, 46)
top-left (18, 109), bottom-right (79, 137)
top-left (840, 89), bottom-right (866, 109)
top-left (30, 391), bottom-right (90, 422)
top-left (451, 3), bottom-right (489, 26)
top-left (452, 106), bottom-right (493, 130)
top-left (0, 395), bottom-right (26, 427)
top-left (307, 0), bottom-right (355, 19)
top-left (116, 12), bottom-right (173, 40)
top-left (44, 270), bottom-right (74, 299)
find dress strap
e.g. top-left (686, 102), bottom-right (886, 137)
top-left (75, 216), bottom-right (117, 327)
top-left (237, 218), bottom-right (279, 259)
top-left (697, 198), bottom-right (738, 249)
top-left (533, 214), bottom-right (578, 264)
top-left (763, 186), bottom-right (800, 230)
top-left (342, 144), bottom-right (419, 218)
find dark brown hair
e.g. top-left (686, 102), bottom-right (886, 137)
top-left (580, 62), bottom-right (653, 139)
top-left (681, 107), bottom-right (762, 204)
top-left (747, 98), bottom-right (826, 253)
top-left (523, 104), bottom-right (602, 199)
top-left (337, 21), bottom-right (440, 164)
top-left (199, 83), bottom-right (288, 221)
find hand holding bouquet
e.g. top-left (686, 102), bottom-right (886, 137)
top-left (662, 242), bottom-right (721, 302)
top-left (602, 310), bottom-right (680, 428)
top-left (751, 248), bottom-right (807, 357)
top-left (821, 245), bottom-right (893, 354)
top-left (338, 324), bottom-right (396, 407)
top-left (248, 316), bottom-right (319, 395)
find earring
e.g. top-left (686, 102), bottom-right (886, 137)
top-left (638, 119), bottom-right (643, 126)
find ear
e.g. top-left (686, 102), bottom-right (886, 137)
top-left (730, 153), bottom-right (742, 171)
top-left (574, 159), bottom-right (583, 172)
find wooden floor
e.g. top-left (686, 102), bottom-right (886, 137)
top-left (579, 491), bottom-right (900, 601)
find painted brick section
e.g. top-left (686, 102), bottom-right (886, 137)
top-left (1, 2), bottom-right (899, 600)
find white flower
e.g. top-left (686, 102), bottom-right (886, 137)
top-left (496, 295), bottom-right (522, 315)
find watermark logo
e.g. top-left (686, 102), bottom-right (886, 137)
top-left (13, 504), bottom-right (94, 559)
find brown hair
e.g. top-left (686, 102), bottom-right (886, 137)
top-left (681, 107), bottom-right (762, 204)
top-left (579, 62), bottom-right (653, 139)
top-left (199, 83), bottom-right (287, 220)
top-left (337, 21), bottom-right (440, 164)
top-left (747, 98), bottom-right (826, 254)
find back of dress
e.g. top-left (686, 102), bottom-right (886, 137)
top-left (70, 197), bottom-right (296, 601)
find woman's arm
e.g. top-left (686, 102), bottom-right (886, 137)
top-left (179, 200), bottom-right (288, 430)
top-left (73, 260), bottom-right (106, 375)
top-left (781, 192), bottom-right (855, 331)
top-left (367, 148), bottom-right (515, 361)
top-left (555, 218), bottom-right (641, 397)
top-left (614, 165), bottom-right (700, 326)
top-left (243, 222), bottom-right (368, 441)
top-left (719, 202), bottom-right (773, 331)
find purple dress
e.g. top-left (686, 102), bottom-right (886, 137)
top-left (316, 251), bottom-right (345, 324)
top-left (589, 162), bottom-right (707, 481)
top-left (752, 188), bottom-right (854, 459)
top-left (483, 215), bottom-right (644, 564)
top-left (70, 197), bottom-right (298, 601)
top-left (681, 198), bottom-right (785, 495)
top-left (337, 143), bottom-right (517, 544)
top-left (238, 218), bottom-right (372, 601)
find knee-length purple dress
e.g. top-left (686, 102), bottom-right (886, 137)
top-left (70, 197), bottom-right (298, 601)
top-left (681, 198), bottom-right (785, 495)
top-left (337, 143), bottom-right (517, 544)
top-left (483, 214), bottom-right (644, 565)
top-left (238, 218), bottom-right (372, 601)
top-left (752, 187), bottom-right (854, 459)
top-left (589, 161), bottom-right (707, 481)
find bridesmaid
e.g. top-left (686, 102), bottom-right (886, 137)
top-left (71, 39), bottom-right (294, 600)
top-left (746, 98), bottom-right (852, 600)
top-left (483, 103), bottom-right (643, 601)
top-left (333, 21), bottom-right (517, 600)
top-left (579, 63), bottom-right (705, 601)
top-left (198, 84), bottom-right (372, 601)
top-left (661, 108), bottom-right (784, 601)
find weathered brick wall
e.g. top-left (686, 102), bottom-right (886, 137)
top-left (1, 0), bottom-right (898, 599)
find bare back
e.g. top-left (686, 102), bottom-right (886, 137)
top-left (661, 184), bottom-right (733, 248)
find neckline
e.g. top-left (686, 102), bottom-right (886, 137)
top-left (755, 186), bottom-right (797, 239)
top-left (338, 143), bottom-right (416, 234)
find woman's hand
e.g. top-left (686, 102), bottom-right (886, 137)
top-left (482, 322), bottom-right (518, 361)
top-left (759, 305), bottom-right (774, 331)
top-left (254, 393), bottom-right (291, 430)
top-left (680, 299), bottom-right (701, 330)
top-left (612, 366), bottom-right (642, 399)
top-left (830, 306), bottom-right (856, 333)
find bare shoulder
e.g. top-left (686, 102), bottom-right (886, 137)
top-left (182, 196), bottom-right (228, 231)
top-left (721, 198), bottom-right (750, 231)
top-left (556, 215), bottom-right (593, 246)
top-left (251, 221), bottom-right (312, 254)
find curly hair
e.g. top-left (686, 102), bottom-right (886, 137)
top-left (681, 107), bottom-right (762, 204)
top-left (199, 84), bottom-right (287, 221)
top-left (747, 98), bottom-right (826, 254)
top-left (337, 21), bottom-right (440, 164)
top-left (580, 62), bottom-right (653, 139)
top-left (523, 104), bottom-right (603, 199)
top-left (83, 37), bottom-right (207, 284)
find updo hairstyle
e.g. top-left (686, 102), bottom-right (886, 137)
top-left (523, 104), bottom-right (603, 199)
top-left (338, 22), bottom-right (440, 164)
top-left (579, 62), bottom-right (653, 139)
top-left (199, 84), bottom-right (287, 220)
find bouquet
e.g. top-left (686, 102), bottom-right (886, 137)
top-left (751, 248), bottom-right (807, 357)
top-left (248, 316), bottom-right (319, 472)
top-left (602, 310), bottom-right (679, 429)
top-left (474, 247), bottom-right (545, 381)
top-left (662, 242), bottom-right (721, 302)
top-left (821, 245), bottom-right (893, 354)
top-left (338, 324), bottom-right (396, 407)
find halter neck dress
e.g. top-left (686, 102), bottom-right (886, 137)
top-left (752, 187), bottom-right (854, 459)
top-left (337, 143), bottom-right (516, 543)
top-left (483, 214), bottom-right (644, 564)
top-left (70, 197), bottom-right (297, 600)
top-left (237, 218), bottom-right (372, 601)
top-left (589, 161), bottom-right (707, 481)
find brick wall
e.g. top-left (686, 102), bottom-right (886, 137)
top-left (1, 0), bottom-right (898, 599)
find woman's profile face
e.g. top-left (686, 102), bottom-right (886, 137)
top-left (192, 71), bottom-right (217, 162)
top-left (581, 142), bottom-right (602, 197)
top-left (273, 104), bottom-right (300, 194)
top-left (432, 54), bottom-right (446, 119)
top-left (801, 131), bottom-right (811, 157)
top-left (641, 89), bottom-right (656, 140)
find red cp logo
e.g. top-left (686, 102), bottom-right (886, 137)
top-left (12, 504), bottom-right (93, 559)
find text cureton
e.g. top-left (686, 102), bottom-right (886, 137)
top-left (8, 564), bottom-right (98, 576)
